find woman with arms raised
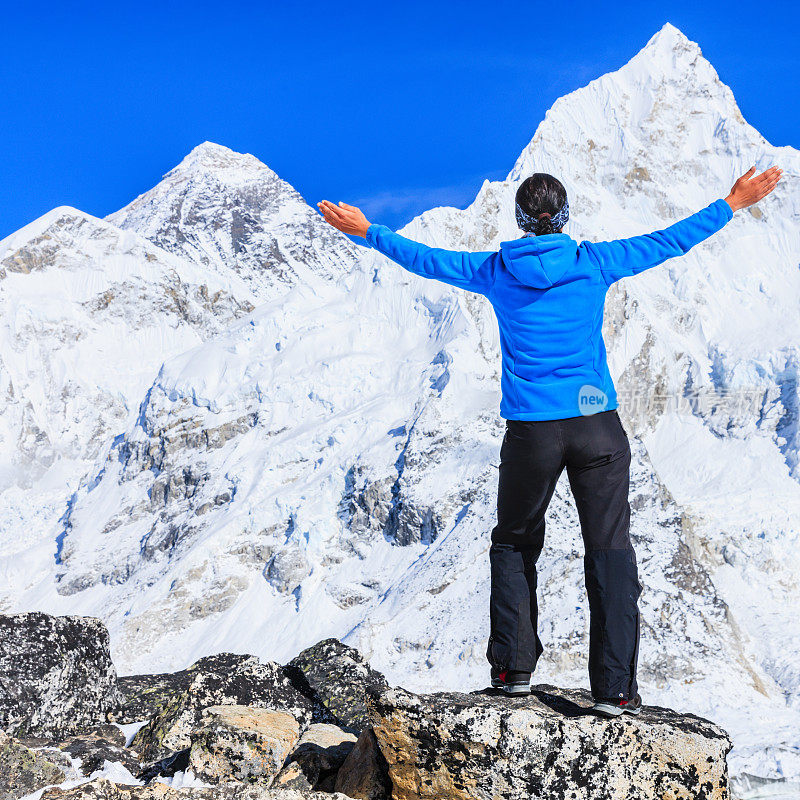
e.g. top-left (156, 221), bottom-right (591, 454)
top-left (317, 164), bottom-right (781, 717)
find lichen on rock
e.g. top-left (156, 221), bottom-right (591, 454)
top-left (271, 723), bottom-right (357, 792)
top-left (365, 683), bottom-right (733, 800)
top-left (40, 777), bottom-right (356, 800)
top-left (283, 639), bottom-right (389, 733)
top-left (0, 613), bottom-right (122, 739)
top-left (131, 654), bottom-right (314, 762)
top-left (0, 732), bottom-right (67, 800)
top-left (187, 705), bottom-right (300, 785)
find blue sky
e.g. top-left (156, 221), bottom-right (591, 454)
top-left (0, 0), bottom-right (798, 239)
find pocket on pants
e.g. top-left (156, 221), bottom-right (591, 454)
top-left (486, 634), bottom-right (512, 669)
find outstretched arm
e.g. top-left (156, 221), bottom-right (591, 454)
top-left (582, 166), bottom-right (783, 286)
top-left (317, 199), bottom-right (497, 296)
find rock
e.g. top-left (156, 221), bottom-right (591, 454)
top-left (0, 731), bottom-right (66, 800)
top-left (131, 654), bottom-right (314, 761)
top-left (110, 671), bottom-right (194, 724)
top-left (17, 726), bottom-right (126, 752)
top-left (187, 705), bottom-right (300, 785)
top-left (333, 727), bottom-right (391, 800)
top-left (29, 749), bottom-right (74, 775)
top-left (40, 776), bottom-right (357, 799)
top-left (266, 548), bottom-right (312, 595)
top-left (283, 639), bottom-right (389, 732)
top-left (56, 733), bottom-right (141, 777)
top-left (367, 683), bottom-right (733, 800)
top-left (272, 723), bottom-right (357, 791)
top-left (136, 749), bottom-right (189, 784)
top-left (86, 726), bottom-right (128, 748)
top-left (0, 613), bottom-right (122, 739)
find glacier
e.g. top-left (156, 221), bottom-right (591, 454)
top-left (0, 21), bottom-right (798, 792)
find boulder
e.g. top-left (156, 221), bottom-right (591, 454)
top-left (131, 654), bottom-right (314, 761)
top-left (187, 705), bottom-right (300, 785)
top-left (283, 639), bottom-right (388, 732)
top-left (0, 731), bottom-right (66, 800)
top-left (333, 727), bottom-right (391, 800)
top-left (110, 672), bottom-right (195, 724)
top-left (56, 733), bottom-right (141, 777)
top-left (271, 723), bottom-right (357, 791)
top-left (366, 683), bottom-right (733, 800)
top-left (40, 777), bottom-right (356, 800)
top-left (0, 613), bottom-right (122, 739)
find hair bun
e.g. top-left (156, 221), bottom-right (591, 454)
top-left (533, 213), bottom-right (555, 236)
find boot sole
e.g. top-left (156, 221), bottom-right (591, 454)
top-left (491, 679), bottom-right (531, 696)
top-left (592, 701), bottom-right (642, 717)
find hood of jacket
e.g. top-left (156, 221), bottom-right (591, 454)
top-left (499, 233), bottom-right (578, 289)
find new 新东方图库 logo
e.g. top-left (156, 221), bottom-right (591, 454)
top-left (578, 384), bottom-right (609, 415)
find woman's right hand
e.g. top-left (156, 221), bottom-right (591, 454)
top-left (724, 166), bottom-right (783, 212)
top-left (317, 200), bottom-right (371, 238)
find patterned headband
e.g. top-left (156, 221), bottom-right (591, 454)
top-left (515, 198), bottom-right (570, 233)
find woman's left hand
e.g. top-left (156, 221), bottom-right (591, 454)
top-left (317, 200), bottom-right (371, 238)
top-left (724, 166), bottom-right (782, 212)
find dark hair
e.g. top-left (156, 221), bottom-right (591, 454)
top-left (515, 173), bottom-right (568, 235)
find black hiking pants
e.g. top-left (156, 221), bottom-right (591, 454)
top-left (486, 408), bottom-right (642, 701)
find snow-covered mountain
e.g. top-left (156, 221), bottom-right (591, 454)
top-left (1, 22), bottom-right (799, 788)
top-left (107, 142), bottom-right (360, 295)
top-left (0, 206), bottom-right (258, 600)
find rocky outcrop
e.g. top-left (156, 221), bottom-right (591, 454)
top-left (0, 620), bottom-right (735, 799)
top-left (272, 724), bottom-right (357, 792)
top-left (187, 705), bottom-right (300, 785)
top-left (0, 733), bottom-right (67, 800)
top-left (284, 640), bottom-right (389, 732)
top-left (40, 778), bottom-right (355, 800)
top-left (131, 654), bottom-right (314, 761)
top-left (0, 614), bottom-right (122, 739)
top-left (366, 683), bottom-right (732, 800)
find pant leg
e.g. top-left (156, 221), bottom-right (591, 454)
top-left (487, 420), bottom-right (564, 673)
top-left (563, 409), bottom-right (642, 701)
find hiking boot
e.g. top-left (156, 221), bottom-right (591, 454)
top-left (591, 693), bottom-right (643, 717)
top-left (490, 666), bottom-right (531, 695)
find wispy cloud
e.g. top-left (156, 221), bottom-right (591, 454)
top-left (353, 169), bottom-right (507, 228)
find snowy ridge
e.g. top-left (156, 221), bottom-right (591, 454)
top-left (1, 23), bottom-right (799, 788)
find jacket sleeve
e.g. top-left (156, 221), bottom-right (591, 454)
top-left (365, 223), bottom-right (498, 296)
top-left (580, 198), bottom-right (734, 286)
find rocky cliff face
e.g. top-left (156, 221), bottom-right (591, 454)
top-left (1, 23), bottom-right (798, 788)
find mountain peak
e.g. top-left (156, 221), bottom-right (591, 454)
top-left (166, 141), bottom-right (275, 182)
top-left (635, 22), bottom-right (704, 67)
top-left (0, 205), bottom-right (95, 259)
top-left (646, 22), bottom-right (693, 51)
top-left (506, 22), bottom-right (736, 183)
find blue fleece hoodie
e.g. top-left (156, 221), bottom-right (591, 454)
top-left (365, 198), bottom-right (733, 420)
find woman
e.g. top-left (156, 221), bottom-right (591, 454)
top-left (317, 164), bottom-right (782, 716)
